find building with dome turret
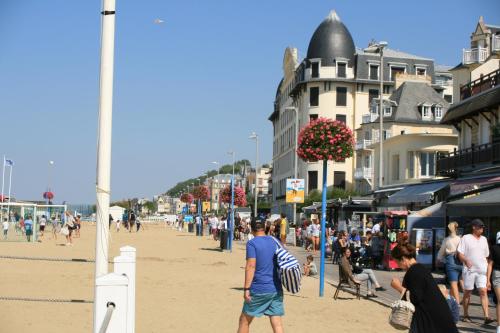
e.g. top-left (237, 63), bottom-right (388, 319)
top-left (269, 11), bottom-right (456, 216)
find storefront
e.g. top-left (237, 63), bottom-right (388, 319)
top-left (446, 187), bottom-right (500, 244)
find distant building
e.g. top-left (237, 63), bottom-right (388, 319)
top-left (355, 80), bottom-right (457, 194)
top-left (205, 174), bottom-right (243, 212)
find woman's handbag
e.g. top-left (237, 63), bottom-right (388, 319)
top-left (389, 289), bottom-right (415, 330)
top-left (60, 226), bottom-right (69, 236)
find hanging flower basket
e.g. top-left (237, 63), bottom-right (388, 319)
top-left (220, 186), bottom-right (247, 207)
top-left (180, 193), bottom-right (194, 204)
top-left (193, 185), bottom-right (210, 201)
top-left (43, 191), bottom-right (54, 200)
top-left (297, 118), bottom-right (355, 162)
top-left (0, 195), bottom-right (6, 202)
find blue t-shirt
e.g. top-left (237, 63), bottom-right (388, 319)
top-left (246, 236), bottom-right (282, 294)
top-left (24, 219), bottom-right (33, 230)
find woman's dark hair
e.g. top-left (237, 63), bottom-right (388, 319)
top-left (391, 242), bottom-right (417, 260)
top-left (341, 247), bottom-right (350, 255)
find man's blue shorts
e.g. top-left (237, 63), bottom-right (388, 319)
top-left (242, 292), bottom-right (284, 317)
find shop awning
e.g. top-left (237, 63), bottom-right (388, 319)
top-left (450, 175), bottom-right (500, 196)
top-left (387, 182), bottom-right (449, 205)
top-left (407, 202), bottom-right (446, 230)
top-left (447, 187), bottom-right (500, 217)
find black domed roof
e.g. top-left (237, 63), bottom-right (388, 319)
top-left (306, 11), bottom-right (355, 67)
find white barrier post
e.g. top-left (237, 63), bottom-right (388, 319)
top-left (94, 273), bottom-right (128, 333)
top-left (114, 246), bottom-right (136, 333)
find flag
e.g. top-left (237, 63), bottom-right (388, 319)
top-left (5, 159), bottom-right (14, 166)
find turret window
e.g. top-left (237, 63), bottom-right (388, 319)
top-left (311, 62), bottom-right (319, 78)
top-left (337, 62), bottom-right (347, 78)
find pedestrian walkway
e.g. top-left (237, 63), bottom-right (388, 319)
top-left (288, 244), bottom-right (497, 333)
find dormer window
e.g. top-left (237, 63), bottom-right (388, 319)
top-left (384, 106), bottom-right (392, 117)
top-left (416, 66), bottom-right (426, 76)
top-left (390, 65), bottom-right (406, 81)
top-left (369, 64), bottom-right (379, 80)
top-left (311, 61), bottom-right (319, 78)
top-left (434, 106), bottom-right (443, 119)
top-left (337, 62), bottom-right (347, 78)
top-left (422, 104), bottom-right (431, 120)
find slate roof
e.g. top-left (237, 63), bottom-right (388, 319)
top-left (306, 11), bottom-right (356, 67)
top-left (384, 81), bottom-right (450, 123)
top-left (356, 47), bottom-right (432, 61)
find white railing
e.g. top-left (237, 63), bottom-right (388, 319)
top-left (362, 113), bottom-right (378, 124)
top-left (463, 47), bottom-right (489, 64)
top-left (355, 139), bottom-right (372, 150)
top-left (354, 167), bottom-right (372, 180)
top-left (493, 35), bottom-right (500, 51)
top-left (435, 79), bottom-right (452, 86)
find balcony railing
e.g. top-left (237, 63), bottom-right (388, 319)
top-left (354, 167), bottom-right (373, 180)
top-left (493, 35), bottom-right (500, 52)
top-left (460, 69), bottom-right (500, 100)
top-left (362, 113), bottom-right (378, 124)
top-left (435, 79), bottom-right (452, 86)
top-left (463, 47), bottom-right (489, 64)
top-left (355, 139), bottom-right (372, 150)
top-left (436, 141), bottom-right (500, 176)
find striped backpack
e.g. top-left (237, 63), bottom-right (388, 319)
top-left (272, 237), bottom-right (302, 294)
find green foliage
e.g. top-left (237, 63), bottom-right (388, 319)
top-left (166, 160), bottom-right (252, 196)
top-left (298, 187), bottom-right (359, 209)
top-left (142, 201), bottom-right (156, 213)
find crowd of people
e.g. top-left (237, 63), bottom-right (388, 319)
top-left (0, 210), bottom-right (83, 245)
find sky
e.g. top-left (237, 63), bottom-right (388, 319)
top-left (0, 0), bottom-right (499, 204)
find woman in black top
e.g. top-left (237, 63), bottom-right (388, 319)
top-left (487, 232), bottom-right (500, 331)
top-left (390, 242), bottom-right (458, 333)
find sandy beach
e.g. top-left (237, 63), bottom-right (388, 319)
top-left (0, 224), bottom-right (399, 332)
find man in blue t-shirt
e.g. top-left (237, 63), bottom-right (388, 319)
top-left (238, 219), bottom-right (284, 333)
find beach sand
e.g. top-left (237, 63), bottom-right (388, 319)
top-left (0, 224), bottom-right (399, 332)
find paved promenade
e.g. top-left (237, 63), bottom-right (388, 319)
top-left (288, 243), bottom-right (497, 333)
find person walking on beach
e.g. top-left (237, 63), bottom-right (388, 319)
top-left (457, 219), bottom-right (493, 325)
top-left (279, 213), bottom-right (287, 244)
top-left (64, 211), bottom-right (76, 246)
top-left (51, 216), bottom-right (58, 240)
top-left (390, 242), bottom-right (458, 333)
top-left (129, 211), bottom-right (136, 233)
top-left (24, 215), bottom-right (33, 242)
top-left (238, 218), bottom-right (284, 333)
top-left (39, 215), bottom-right (47, 239)
top-left (437, 221), bottom-right (463, 304)
top-left (3, 218), bottom-right (9, 240)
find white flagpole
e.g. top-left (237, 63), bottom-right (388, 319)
top-left (94, 0), bottom-right (116, 277)
top-left (93, 0), bottom-right (116, 330)
top-left (7, 164), bottom-right (12, 221)
top-left (1, 156), bottom-right (5, 201)
top-left (1, 156), bottom-right (5, 221)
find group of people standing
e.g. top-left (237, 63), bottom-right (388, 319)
top-left (437, 219), bottom-right (500, 331)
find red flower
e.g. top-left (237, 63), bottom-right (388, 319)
top-left (297, 118), bottom-right (354, 162)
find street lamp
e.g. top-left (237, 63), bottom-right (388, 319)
top-left (285, 106), bottom-right (299, 225)
top-left (249, 132), bottom-right (259, 219)
top-left (364, 40), bottom-right (388, 189)
top-left (211, 161), bottom-right (220, 214)
top-left (227, 151), bottom-right (235, 252)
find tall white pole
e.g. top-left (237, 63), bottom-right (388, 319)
top-left (94, 0), bottom-right (116, 281)
top-left (293, 108), bottom-right (298, 225)
top-left (7, 164), bottom-right (12, 221)
top-left (379, 49), bottom-right (384, 188)
top-left (254, 136), bottom-right (259, 218)
top-left (94, 0), bottom-right (116, 331)
top-left (1, 156), bottom-right (5, 220)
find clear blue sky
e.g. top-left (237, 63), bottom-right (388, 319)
top-left (1, 0), bottom-right (499, 204)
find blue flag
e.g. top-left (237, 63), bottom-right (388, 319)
top-left (5, 159), bottom-right (13, 166)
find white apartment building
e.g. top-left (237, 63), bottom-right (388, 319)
top-left (269, 10), bottom-right (452, 215)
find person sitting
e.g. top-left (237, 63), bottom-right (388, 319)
top-left (340, 247), bottom-right (385, 298)
top-left (303, 255), bottom-right (318, 276)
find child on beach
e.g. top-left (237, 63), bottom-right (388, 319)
top-left (303, 255), bottom-right (318, 276)
top-left (438, 284), bottom-right (460, 323)
top-left (3, 218), bottom-right (9, 240)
